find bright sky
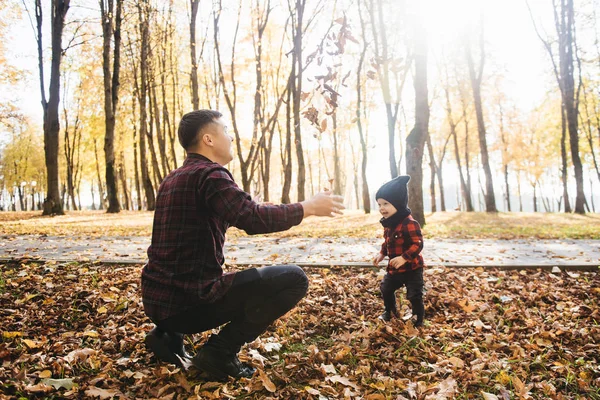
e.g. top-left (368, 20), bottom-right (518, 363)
top-left (2, 0), bottom-right (573, 211)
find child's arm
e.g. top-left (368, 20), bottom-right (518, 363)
top-left (402, 219), bottom-right (424, 261)
top-left (372, 252), bottom-right (385, 266)
top-left (373, 237), bottom-right (388, 265)
top-left (389, 256), bottom-right (407, 269)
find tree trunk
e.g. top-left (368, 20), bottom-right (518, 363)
top-left (214, 0), bottom-right (258, 192)
top-left (292, 0), bottom-right (306, 201)
top-left (426, 136), bottom-right (436, 213)
top-left (332, 110), bottom-right (342, 195)
top-left (556, 0), bottom-right (585, 213)
top-left (532, 182), bottom-right (538, 212)
top-left (189, 0), bottom-right (200, 110)
top-left (497, 103), bottom-right (511, 212)
top-left (580, 83), bottom-right (600, 187)
top-left (559, 104), bottom-right (571, 212)
top-left (159, 9), bottom-right (174, 173)
top-left (63, 101), bottom-right (81, 211)
top-left (465, 30), bottom-right (497, 212)
top-left (356, 3), bottom-right (370, 214)
top-left (281, 74), bottom-right (293, 204)
top-left (118, 151), bottom-right (130, 210)
top-left (367, 0), bottom-right (405, 179)
top-left (138, 0), bottom-right (155, 210)
top-left (405, 13), bottom-right (428, 226)
top-left (93, 139), bottom-right (105, 210)
top-left (169, 33), bottom-right (179, 169)
top-left (101, 0), bottom-right (123, 213)
top-left (17, 186), bottom-right (25, 211)
top-left (150, 71), bottom-right (168, 178)
top-left (37, 0), bottom-right (70, 216)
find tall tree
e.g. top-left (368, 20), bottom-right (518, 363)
top-left (62, 87), bottom-right (82, 211)
top-left (356, 0), bottom-right (370, 214)
top-left (214, 0), bottom-right (260, 193)
top-left (442, 62), bottom-right (473, 211)
top-left (290, 0), bottom-right (307, 201)
top-left (464, 16), bottom-right (497, 213)
top-left (35, 0), bottom-right (70, 215)
top-left (554, 0), bottom-right (585, 213)
top-left (100, 0), bottom-right (123, 213)
top-left (497, 100), bottom-right (512, 212)
top-left (527, 1), bottom-right (572, 212)
top-left (137, 0), bottom-right (155, 210)
top-left (189, 0), bottom-right (200, 110)
top-left (366, 0), bottom-right (412, 179)
top-left (405, 5), bottom-right (429, 226)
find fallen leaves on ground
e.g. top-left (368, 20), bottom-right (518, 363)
top-left (0, 261), bottom-right (598, 399)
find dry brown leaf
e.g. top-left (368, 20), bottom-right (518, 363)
top-left (84, 387), bottom-right (120, 399)
top-left (258, 369), bottom-right (276, 392)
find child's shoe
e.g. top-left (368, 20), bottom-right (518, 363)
top-left (413, 315), bottom-right (424, 328)
top-left (378, 309), bottom-right (398, 322)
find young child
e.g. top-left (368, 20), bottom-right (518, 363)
top-left (372, 175), bottom-right (425, 327)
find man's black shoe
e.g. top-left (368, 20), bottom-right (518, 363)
top-left (145, 327), bottom-right (192, 367)
top-left (193, 345), bottom-right (256, 381)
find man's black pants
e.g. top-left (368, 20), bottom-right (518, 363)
top-left (156, 265), bottom-right (309, 353)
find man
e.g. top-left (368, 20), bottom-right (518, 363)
top-left (141, 110), bottom-right (344, 380)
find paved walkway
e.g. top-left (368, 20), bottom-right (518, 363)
top-left (0, 235), bottom-right (599, 269)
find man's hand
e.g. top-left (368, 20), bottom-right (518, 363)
top-left (372, 253), bottom-right (385, 266)
top-left (389, 256), bottom-right (407, 269)
top-left (301, 191), bottom-right (345, 218)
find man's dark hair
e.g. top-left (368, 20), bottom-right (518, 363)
top-left (178, 109), bottom-right (223, 150)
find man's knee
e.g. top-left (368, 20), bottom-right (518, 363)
top-left (259, 264), bottom-right (309, 294)
top-left (290, 265), bottom-right (309, 296)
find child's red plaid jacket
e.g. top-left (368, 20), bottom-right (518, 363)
top-left (380, 215), bottom-right (425, 274)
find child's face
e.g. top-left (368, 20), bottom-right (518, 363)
top-left (377, 199), bottom-right (397, 219)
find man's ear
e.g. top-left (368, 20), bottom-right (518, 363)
top-left (201, 132), bottom-right (213, 147)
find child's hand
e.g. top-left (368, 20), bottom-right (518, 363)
top-left (389, 256), bottom-right (407, 269)
top-left (372, 253), bottom-right (385, 266)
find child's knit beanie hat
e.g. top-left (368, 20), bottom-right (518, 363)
top-left (375, 175), bottom-right (411, 211)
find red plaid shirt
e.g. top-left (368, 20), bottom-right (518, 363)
top-left (380, 215), bottom-right (425, 274)
top-left (142, 153), bottom-right (304, 322)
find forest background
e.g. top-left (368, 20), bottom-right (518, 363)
top-left (0, 0), bottom-right (599, 225)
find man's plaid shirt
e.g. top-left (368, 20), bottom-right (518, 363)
top-left (142, 153), bottom-right (304, 322)
top-left (380, 215), bottom-right (425, 274)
